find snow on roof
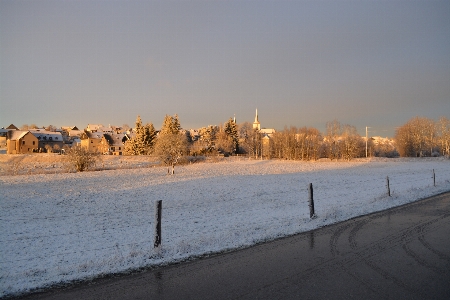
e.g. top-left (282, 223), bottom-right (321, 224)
top-left (29, 130), bottom-right (63, 141)
top-left (61, 126), bottom-right (80, 131)
top-left (86, 132), bottom-right (104, 139)
top-left (7, 130), bottom-right (33, 140)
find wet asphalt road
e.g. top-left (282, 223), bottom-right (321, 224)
top-left (19, 192), bottom-right (450, 300)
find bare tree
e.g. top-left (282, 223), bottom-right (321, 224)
top-left (339, 124), bottom-right (363, 161)
top-left (395, 116), bottom-right (437, 157)
top-left (325, 120), bottom-right (341, 160)
top-left (437, 116), bottom-right (450, 157)
top-left (238, 122), bottom-right (260, 157)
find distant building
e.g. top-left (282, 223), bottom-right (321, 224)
top-left (80, 131), bottom-right (106, 153)
top-left (102, 133), bottom-right (127, 155)
top-left (81, 131), bottom-right (127, 155)
top-left (251, 109), bottom-right (276, 158)
top-left (253, 109), bottom-right (261, 130)
top-left (29, 129), bottom-right (64, 152)
top-left (86, 124), bottom-right (124, 134)
top-left (6, 131), bottom-right (38, 154)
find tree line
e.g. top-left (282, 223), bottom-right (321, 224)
top-left (124, 115), bottom-right (450, 163)
top-left (394, 116), bottom-right (450, 157)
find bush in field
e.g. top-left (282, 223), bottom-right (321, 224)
top-left (65, 146), bottom-right (100, 172)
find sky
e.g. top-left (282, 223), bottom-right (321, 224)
top-left (1, 0), bottom-right (449, 137)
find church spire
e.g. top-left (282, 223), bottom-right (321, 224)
top-left (253, 108), bottom-right (260, 130)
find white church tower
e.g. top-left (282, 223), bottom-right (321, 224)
top-left (253, 108), bottom-right (261, 130)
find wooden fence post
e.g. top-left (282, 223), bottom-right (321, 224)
top-left (308, 183), bottom-right (315, 218)
top-left (154, 200), bottom-right (162, 249)
top-left (386, 176), bottom-right (391, 197)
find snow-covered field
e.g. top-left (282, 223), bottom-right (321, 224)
top-left (1, 158), bottom-right (450, 297)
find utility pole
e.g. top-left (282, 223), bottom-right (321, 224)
top-left (366, 126), bottom-right (369, 158)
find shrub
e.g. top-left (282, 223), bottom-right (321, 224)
top-left (65, 146), bottom-right (101, 172)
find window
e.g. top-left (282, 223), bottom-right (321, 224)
top-left (22, 141), bottom-right (25, 145)
top-left (33, 141), bottom-right (35, 145)
top-left (91, 140), bottom-right (93, 143)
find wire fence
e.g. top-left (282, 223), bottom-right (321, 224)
top-left (1, 163), bottom-right (449, 297)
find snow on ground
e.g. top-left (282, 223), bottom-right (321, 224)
top-left (1, 158), bottom-right (450, 297)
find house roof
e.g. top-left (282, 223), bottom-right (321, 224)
top-left (6, 124), bottom-right (19, 130)
top-left (260, 128), bottom-right (276, 134)
top-left (61, 126), bottom-right (79, 131)
top-left (29, 130), bottom-right (63, 142)
top-left (85, 131), bottom-right (104, 139)
top-left (103, 133), bottom-right (126, 146)
top-left (8, 130), bottom-right (36, 141)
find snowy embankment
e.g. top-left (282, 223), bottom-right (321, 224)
top-left (1, 158), bottom-right (450, 297)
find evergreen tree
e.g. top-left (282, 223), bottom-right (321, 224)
top-left (160, 114), bottom-right (180, 135)
top-left (124, 115), bottom-right (156, 155)
top-left (144, 122), bottom-right (157, 151)
top-left (224, 118), bottom-right (239, 153)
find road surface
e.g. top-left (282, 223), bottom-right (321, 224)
top-left (18, 192), bottom-right (450, 299)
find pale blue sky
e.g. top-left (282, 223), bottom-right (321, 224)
top-left (1, 0), bottom-right (449, 136)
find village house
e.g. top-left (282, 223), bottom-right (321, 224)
top-left (0, 129), bottom-right (9, 147)
top-left (85, 124), bottom-right (123, 134)
top-left (102, 133), bottom-right (128, 155)
top-left (60, 126), bottom-right (83, 147)
top-left (82, 124), bottom-right (128, 154)
top-left (80, 131), bottom-right (106, 153)
top-left (6, 130), bottom-right (39, 154)
top-left (28, 129), bottom-right (64, 153)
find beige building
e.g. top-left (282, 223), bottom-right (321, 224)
top-left (80, 132), bottom-right (107, 153)
top-left (102, 133), bottom-right (127, 155)
top-left (6, 131), bottom-right (39, 154)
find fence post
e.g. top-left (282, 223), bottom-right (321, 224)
top-left (308, 183), bottom-right (315, 218)
top-left (433, 169), bottom-right (436, 187)
top-left (386, 176), bottom-right (391, 197)
top-left (154, 200), bottom-right (162, 249)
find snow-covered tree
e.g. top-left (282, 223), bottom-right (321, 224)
top-left (154, 114), bottom-right (188, 174)
top-left (124, 115), bottom-right (156, 155)
top-left (198, 125), bottom-right (219, 153)
top-left (160, 114), bottom-right (180, 135)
